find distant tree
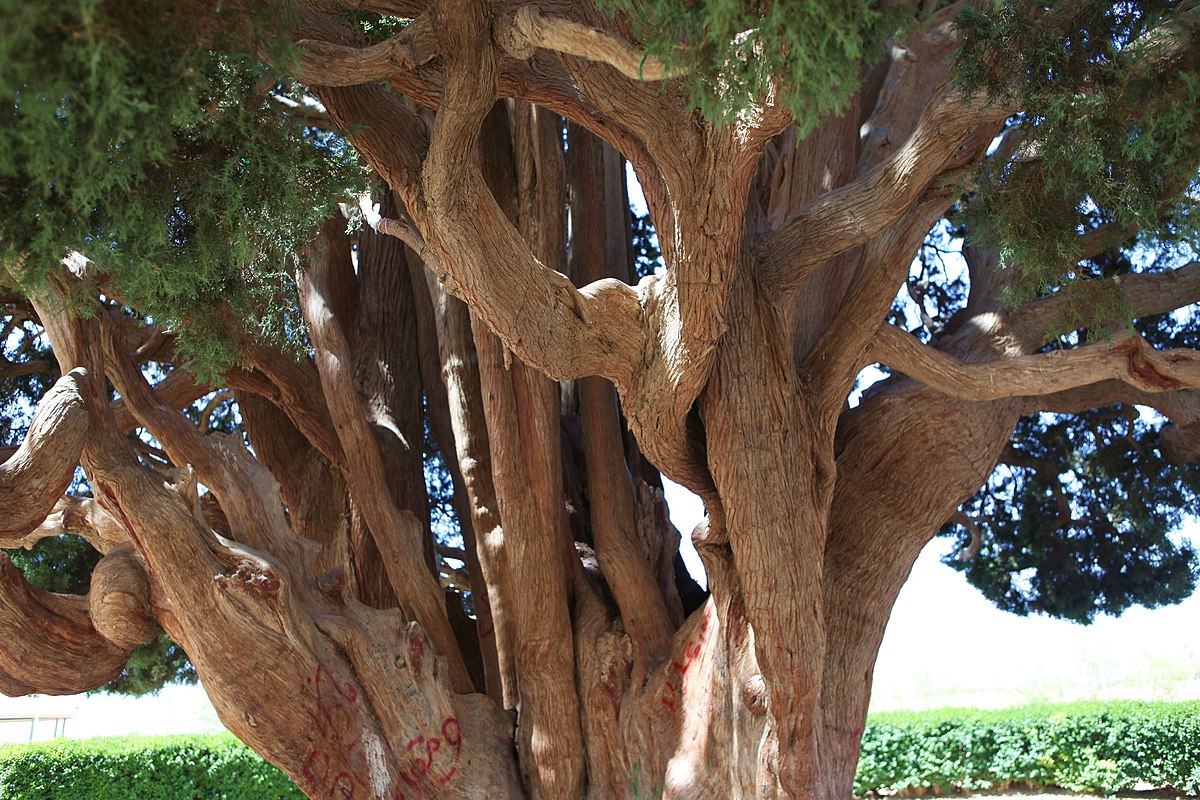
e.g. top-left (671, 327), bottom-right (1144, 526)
top-left (0, 1), bottom-right (1199, 798)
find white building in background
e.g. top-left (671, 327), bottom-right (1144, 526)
top-left (0, 696), bottom-right (78, 744)
top-left (0, 684), bottom-right (223, 745)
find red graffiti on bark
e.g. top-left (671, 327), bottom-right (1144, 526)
top-left (398, 717), bottom-right (462, 790)
top-left (300, 665), bottom-right (368, 798)
top-left (299, 663), bottom-right (464, 799)
top-left (301, 749), bottom-right (361, 799)
top-left (661, 608), bottom-right (712, 711)
top-left (302, 664), bottom-right (360, 739)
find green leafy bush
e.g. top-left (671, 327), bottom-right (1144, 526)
top-left (856, 700), bottom-right (1200, 796)
top-left (0, 734), bottom-right (303, 800)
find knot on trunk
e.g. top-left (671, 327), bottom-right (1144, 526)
top-left (89, 545), bottom-right (159, 650)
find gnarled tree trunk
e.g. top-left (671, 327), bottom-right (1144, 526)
top-left (4, 3), bottom-right (1200, 799)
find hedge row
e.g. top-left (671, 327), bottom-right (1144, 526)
top-left (1, 701), bottom-right (1198, 798)
top-left (0, 734), bottom-right (303, 800)
top-left (856, 700), bottom-right (1200, 796)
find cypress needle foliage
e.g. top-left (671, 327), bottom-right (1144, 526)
top-left (0, 0), bottom-right (364, 378)
top-left (954, 0), bottom-right (1200, 306)
top-left (944, 404), bottom-right (1200, 624)
top-left (597, 0), bottom-right (906, 132)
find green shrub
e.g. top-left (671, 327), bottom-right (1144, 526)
top-left (0, 734), bottom-right (303, 800)
top-left (856, 700), bottom-right (1200, 797)
top-left (2, 702), bottom-right (1198, 798)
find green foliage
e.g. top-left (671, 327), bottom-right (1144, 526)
top-left (0, 0), bottom-right (364, 380)
top-left (101, 634), bottom-right (197, 697)
top-left (597, 0), bottom-right (906, 132)
top-left (856, 701), bottom-right (1200, 796)
top-left (913, 229), bottom-right (1200, 624)
top-left (6, 536), bottom-right (98, 596)
top-left (944, 404), bottom-right (1200, 623)
top-left (0, 734), bottom-right (302, 799)
top-left (955, 1), bottom-right (1200, 306)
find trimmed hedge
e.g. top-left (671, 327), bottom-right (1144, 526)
top-left (856, 700), bottom-right (1200, 796)
top-left (0, 734), bottom-right (303, 800)
top-left (1, 701), bottom-right (1198, 797)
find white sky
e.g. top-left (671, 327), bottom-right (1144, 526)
top-left (663, 479), bottom-right (1200, 712)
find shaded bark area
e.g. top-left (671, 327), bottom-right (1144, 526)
top-left (350, 201), bottom-right (436, 609)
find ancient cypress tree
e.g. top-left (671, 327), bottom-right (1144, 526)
top-left (1, 1), bottom-right (1199, 798)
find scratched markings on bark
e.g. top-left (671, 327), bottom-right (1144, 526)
top-left (300, 664), bottom-right (463, 799)
top-left (301, 664), bottom-right (367, 798)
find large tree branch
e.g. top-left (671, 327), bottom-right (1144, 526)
top-left (239, 345), bottom-right (346, 469)
top-left (97, 310), bottom-right (309, 565)
top-left (110, 367), bottom-right (207, 433)
top-left (20, 495), bottom-right (129, 554)
top-left (0, 553), bottom-right (133, 696)
top-left (0, 372), bottom-right (88, 543)
top-left (856, 3), bottom-right (965, 176)
top-left (496, 5), bottom-right (680, 82)
top-left (759, 86), bottom-right (1011, 293)
top-left (1009, 261), bottom-right (1200, 347)
top-left (460, 95), bottom-right (585, 796)
top-left (1034, 382), bottom-right (1200, 423)
top-left (299, 227), bottom-right (472, 693)
top-left (804, 194), bottom-right (954, 416)
top-left (874, 324), bottom-right (1200, 401)
top-left (294, 14), bottom-right (438, 86)
top-left (403, 243), bottom-right (501, 699)
top-left (423, 268), bottom-right (519, 707)
top-left (318, 78), bottom-right (645, 393)
top-left (420, 152), bottom-right (643, 386)
top-left (1030, 381), bottom-right (1200, 466)
top-left (569, 124), bottom-right (674, 678)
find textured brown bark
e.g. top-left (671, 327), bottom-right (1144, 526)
top-left (474, 100), bottom-right (586, 798)
top-left (569, 122), bottom-right (674, 680)
top-left (0, 371), bottom-right (88, 544)
top-left (7, 5), bottom-right (1200, 800)
top-left (350, 203), bottom-right (436, 608)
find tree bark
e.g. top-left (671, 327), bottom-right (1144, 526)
top-left (7, 5), bottom-right (1200, 799)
